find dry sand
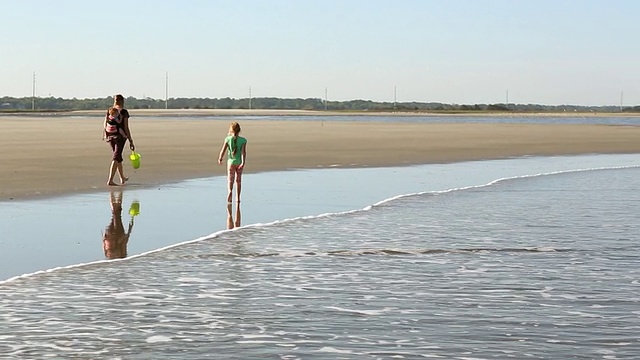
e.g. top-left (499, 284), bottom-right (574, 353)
top-left (1, 113), bottom-right (640, 200)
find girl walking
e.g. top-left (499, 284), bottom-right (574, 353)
top-left (218, 122), bottom-right (247, 203)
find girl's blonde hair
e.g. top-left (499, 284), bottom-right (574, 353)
top-left (229, 122), bottom-right (241, 157)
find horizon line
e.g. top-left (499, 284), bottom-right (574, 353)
top-left (0, 95), bottom-right (633, 109)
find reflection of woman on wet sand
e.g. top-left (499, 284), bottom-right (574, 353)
top-left (103, 191), bottom-right (133, 259)
top-left (226, 202), bottom-right (241, 229)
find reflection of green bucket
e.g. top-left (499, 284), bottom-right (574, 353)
top-left (129, 152), bottom-right (141, 169)
top-left (129, 201), bottom-right (140, 216)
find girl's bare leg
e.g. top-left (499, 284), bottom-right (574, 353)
top-left (234, 202), bottom-right (241, 227)
top-left (227, 167), bottom-right (235, 203)
top-left (227, 167), bottom-right (234, 203)
top-left (226, 203), bottom-right (234, 229)
top-left (227, 181), bottom-right (234, 203)
top-left (236, 181), bottom-right (242, 203)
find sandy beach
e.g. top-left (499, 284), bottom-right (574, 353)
top-left (1, 111), bottom-right (640, 200)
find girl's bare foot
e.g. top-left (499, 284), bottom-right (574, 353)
top-left (120, 177), bottom-right (129, 185)
top-left (107, 181), bottom-right (118, 186)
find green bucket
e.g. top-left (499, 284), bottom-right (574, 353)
top-left (129, 151), bottom-right (141, 169)
top-left (129, 201), bottom-right (140, 216)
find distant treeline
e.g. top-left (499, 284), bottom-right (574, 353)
top-left (1, 96), bottom-right (638, 113)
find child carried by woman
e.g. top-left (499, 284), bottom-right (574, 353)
top-left (103, 107), bottom-right (127, 140)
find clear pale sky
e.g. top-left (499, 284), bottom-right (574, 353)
top-left (1, 0), bottom-right (638, 106)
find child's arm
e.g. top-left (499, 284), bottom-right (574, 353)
top-left (218, 141), bottom-right (228, 165)
top-left (102, 116), bottom-right (108, 140)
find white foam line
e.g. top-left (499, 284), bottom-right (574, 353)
top-left (0, 228), bottom-right (232, 286)
top-left (2, 163), bottom-right (638, 286)
top-left (0, 214), bottom-right (359, 285)
top-left (372, 164), bottom-right (640, 207)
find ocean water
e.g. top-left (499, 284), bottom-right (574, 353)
top-left (121, 113), bottom-right (640, 126)
top-left (228, 114), bottom-right (640, 126)
top-left (0, 154), bottom-right (639, 359)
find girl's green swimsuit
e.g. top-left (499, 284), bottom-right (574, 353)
top-left (225, 135), bottom-right (247, 165)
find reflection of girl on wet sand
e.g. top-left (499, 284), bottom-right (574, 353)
top-left (226, 202), bottom-right (241, 229)
top-left (103, 191), bottom-right (133, 259)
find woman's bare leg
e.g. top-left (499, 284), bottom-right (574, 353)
top-left (117, 162), bottom-right (128, 184)
top-left (107, 160), bottom-right (118, 186)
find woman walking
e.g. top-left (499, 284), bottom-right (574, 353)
top-left (103, 94), bottom-right (135, 186)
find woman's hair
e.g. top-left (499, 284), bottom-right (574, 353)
top-left (229, 122), bottom-right (241, 157)
top-left (113, 94), bottom-right (125, 107)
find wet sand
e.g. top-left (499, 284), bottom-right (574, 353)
top-left (1, 113), bottom-right (640, 200)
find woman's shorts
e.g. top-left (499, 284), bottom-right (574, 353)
top-left (107, 134), bottom-right (127, 162)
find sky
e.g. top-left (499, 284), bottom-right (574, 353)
top-left (1, 0), bottom-right (639, 106)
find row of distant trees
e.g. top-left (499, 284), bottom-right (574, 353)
top-left (1, 96), bottom-right (638, 113)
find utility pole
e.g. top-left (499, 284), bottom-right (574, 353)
top-left (620, 91), bottom-right (624, 112)
top-left (506, 89), bottom-right (509, 109)
top-left (324, 87), bottom-right (328, 111)
top-left (248, 86), bottom-right (252, 110)
top-left (393, 86), bottom-right (397, 111)
top-left (32, 71), bottom-right (36, 110)
top-left (165, 71), bottom-right (169, 109)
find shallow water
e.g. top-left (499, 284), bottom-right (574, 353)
top-left (1, 154), bottom-right (638, 281)
top-left (1, 155), bottom-right (639, 359)
top-left (130, 113), bottom-right (640, 126)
